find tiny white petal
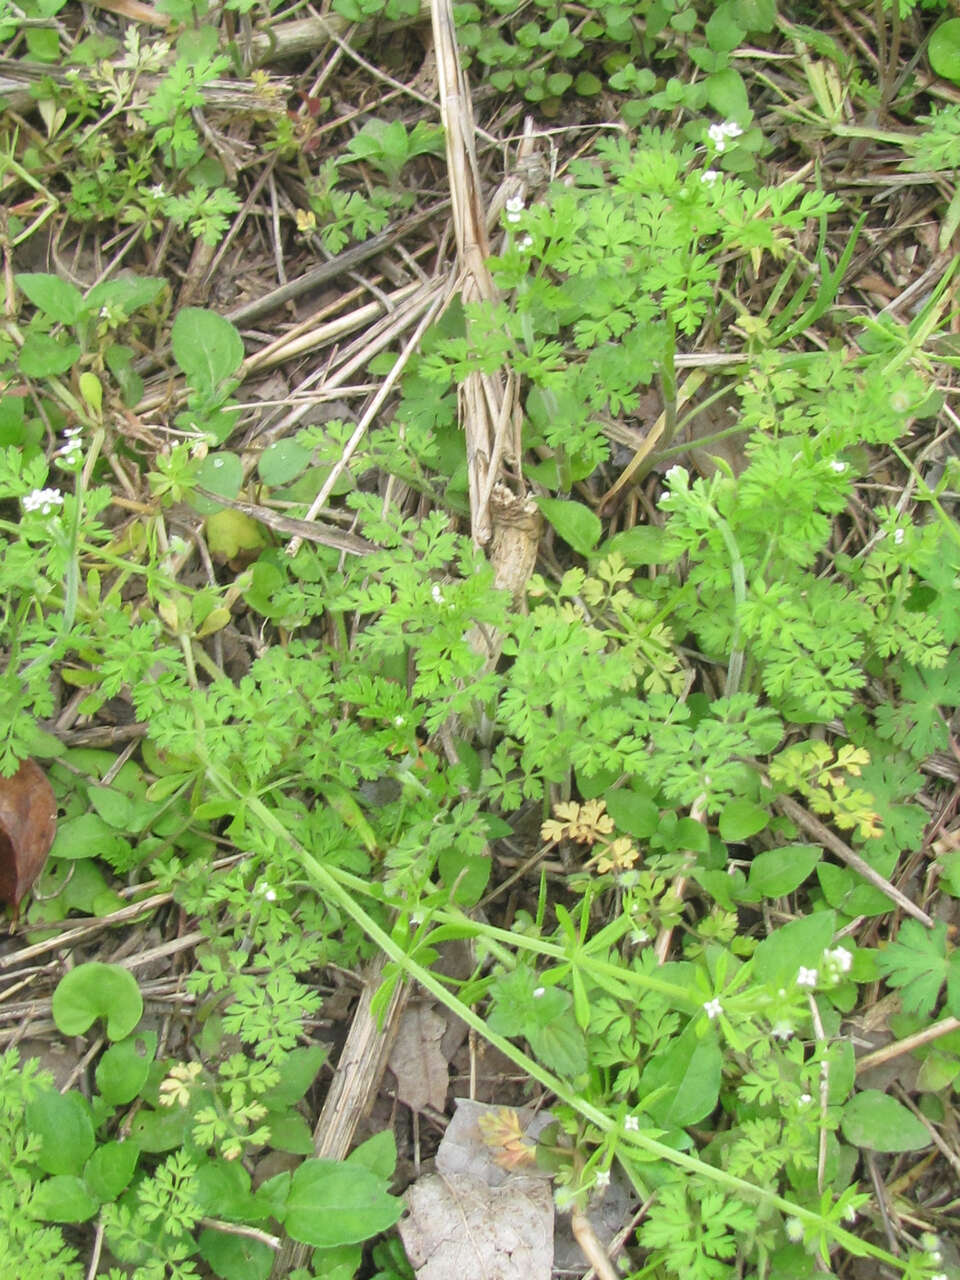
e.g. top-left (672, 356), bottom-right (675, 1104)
top-left (595, 1169), bottom-right (611, 1189)
top-left (829, 459), bottom-right (846, 473)
top-left (701, 169), bottom-right (720, 185)
top-left (703, 998), bottom-right (723, 1020)
top-left (894, 528), bottom-right (905, 545)
top-left (393, 715), bottom-right (406, 727)
top-left (23, 487), bottom-right (64, 514)
top-left (624, 1115), bottom-right (640, 1132)
top-left (431, 583), bottom-right (445, 604)
top-left (533, 986), bottom-right (546, 998)
top-left (796, 967), bottom-right (818, 988)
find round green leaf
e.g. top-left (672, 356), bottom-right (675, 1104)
top-left (84, 1140), bottom-right (139, 1202)
top-left (52, 962), bottom-right (143, 1040)
top-left (19, 334), bottom-right (82, 378)
top-left (574, 72), bottom-right (602, 95)
top-left (191, 451), bottom-right (242, 515)
top-left (259, 438), bottom-right (312, 486)
top-left (841, 1091), bottom-right (932, 1152)
top-left (49, 811), bottom-right (132, 862)
top-left (605, 789), bottom-right (659, 839)
top-left (601, 526), bottom-right (668, 565)
top-left (171, 307), bottom-right (244, 393)
top-left (745, 844), bottom-right (821, 899)
top-left (95, 1031), bottom-right (157, 1104)
top-left (24, 1089), bottom-right (95, 1175)
top-left (198, 1230), bottom-right (274, 1280)
top-left (929, 19), bottom-right (960, 83)
top-left (718, 799), bottom-right (769, 842)
top-left (705, 67), bottom-right (749, 121)
top-left (31, 1174), bottom-right (99, 1223)
top-left (283, 1159), bottom-right (403, 1248)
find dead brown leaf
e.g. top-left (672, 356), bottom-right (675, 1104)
top-left (0, 759), bottom-right (57, 916)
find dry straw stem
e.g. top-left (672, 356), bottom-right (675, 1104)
top-left (775, 793), bottom-right (934, 928)
top-left (270, 954), bottom-right (409, 1278)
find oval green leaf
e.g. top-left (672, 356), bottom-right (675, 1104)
top-left (929, 19), bottom-right (960, 83)
top-left (537, 497), bottom-right (601, 557)
top-left (841, 1091), bottom-right (931, 1152)
top-left (31, 1174), bottom-right (99, 1223)
top-left (24, 1089), bottom-right (95, 1176)
top-left (283, 1159), bottom-right (403, 1248)
top-left (171, 307), bottom-right (244, 393)
top-left (719, 799), bottom-right (769, 842)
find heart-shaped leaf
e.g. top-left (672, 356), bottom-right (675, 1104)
top-left (52, 963), bottom-right (143, 1040)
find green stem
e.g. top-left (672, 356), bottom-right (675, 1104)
top-left (213, 773), bottom-right (905, 1272)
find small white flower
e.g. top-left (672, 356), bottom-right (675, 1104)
top-left (771, 1021), bottom-right (794, 1041)
top-left (829, 459), bottom-right (846, 473)
top-left (623, 1115), bottom-right (640, 1132)
top-left (533, 986), bottom-right (546, 998)
top-left (707, 120), bottom-right (743, 151)
top-left (55, 439), bottom-right (83, 468)
top-left (931, 1273), bottom-right (947, 1280)
top-left (393, 715), bottom-right (406, 727)
top-left (431, 583), bottom-right (445, 604)
top-left (264, 888), bottom-right (277, 902)
top-left (664, 464), bottom-right (687, 484)
top-left (894, 527), bottom-right (905, 545)
top-left (784, 1217), bottom-right (804, 1243)
top-left (703, 998), bottom-right (723, 1020)
top-left (595, 1169), bottom-right (611, 1189)
top-left (844, 1206), bottom-right (856, 1223)
top-left (798, 1092), bottom-right (812, 1106)
top-left (518, 234), bottom-right (534, 251)
top-left (701, 169), bottom-right (720, 185)
top-left (22, 487), bottom-right (64, 514)
top-left (505, 195), bottom-right (524, 223)
top-left (796, 967), bottom-right (818, 988)
top-left (150, 183), bottom-right (167, 199)
top-left (823, 946), bottom-right (852, 974)
top-left (631, 928), bottom-right (650, 945)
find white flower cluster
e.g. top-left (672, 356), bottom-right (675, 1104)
top-left (22, 487), bottom-right (64, 514)
top-left (822, 946), bottom-right (853, 983)
top-left (707, 119), bottom-right (743, 151)
top-left (55, 426), bottom-right (83, 469)
top-left (505, 195), bottom-right (524, 224)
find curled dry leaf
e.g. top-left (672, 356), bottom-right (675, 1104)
top-left (0, 759), bottom-right (58, 915)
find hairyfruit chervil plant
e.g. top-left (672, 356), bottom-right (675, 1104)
top-left (2, 42), bottom-right (960, 1280)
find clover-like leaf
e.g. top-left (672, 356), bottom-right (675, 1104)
top-left (52, 962), bottom-right (143, 1040)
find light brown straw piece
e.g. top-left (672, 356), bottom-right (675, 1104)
top-left (430, 0), bottom-right (540, 558)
